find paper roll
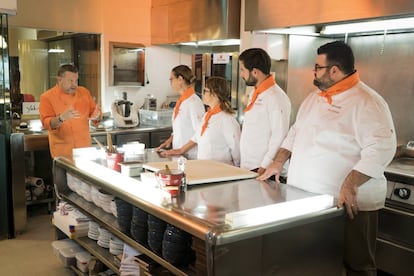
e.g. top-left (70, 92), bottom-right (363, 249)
top-left (25, 176), bottom-right (45, 188)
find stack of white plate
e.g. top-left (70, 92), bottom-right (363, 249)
top-left (97, 190), bottom-right (115, 214)
top-left (88, 221), bottom-right (100, 240)
top-left (91, 186), bottom-right (101, 208)
top-left (109, 236), bottom-right (124, 255)
top-left (66, 172), bottom-right (81, 193)
top-left (110, 200), bottom-right (117, 217)
top-left (79, 181), bottom-right (92, 202)
top-left (97, 226), bottom-right (112, 248)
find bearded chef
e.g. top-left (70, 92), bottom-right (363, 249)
top-left (238, 48), bottom-right (291, 177)
top-left (259, 41), bottom-right (396, 276)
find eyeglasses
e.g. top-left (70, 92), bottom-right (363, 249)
top-left (314, 64), bottom-right (333, 71)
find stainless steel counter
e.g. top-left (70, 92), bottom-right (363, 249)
top-left (53, 151), bottom-right (345, 275)
top-left (9, 125), bottom-right (171, 236)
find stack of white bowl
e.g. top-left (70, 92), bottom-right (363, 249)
top-left (96, 190), bottom-right (115, 214)
top-left (88, 221), bottom-right (100, 240)
top-left (79, 181), bottom-right (92, 202)
top-left (109, 236), bottom-right (124, 255)
top-left (97, 226), bottom-right (113, 248)
top-left (66, 172), bottom-right (81, 193)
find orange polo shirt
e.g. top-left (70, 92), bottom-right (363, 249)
top-left (39, 85), bottom-right (98, 159)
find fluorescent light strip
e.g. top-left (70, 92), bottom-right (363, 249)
top-left (48, 49), bottom-right (65, 53)
top-left (260, 26), bottom-right (319, 36)
top-left (322, 17), bottom-right (414, 35)
top-left (180, 39), bottom-right (240, 46)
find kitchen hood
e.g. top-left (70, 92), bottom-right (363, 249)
top-left (151, 0), bottom-right (241, 45)
top-left (245, 0), bottom-right (414, 32)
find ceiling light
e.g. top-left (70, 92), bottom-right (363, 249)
top-left (129, 48), bottom-right (144, 52)
top-left (259, 26), bottom-right (319, 36)
top-left (179, 39), bottom-right (240, 46)
top-left (0, 35), bottom-right (7, 49)
top-left (321, 17), bottom-right (414, 35)
top-left (48, 49), bottom-right (65, 53)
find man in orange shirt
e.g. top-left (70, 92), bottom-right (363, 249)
top-left (39, 64), bottom-right (101, 159)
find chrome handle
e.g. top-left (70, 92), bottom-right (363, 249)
top-left (377, 237), bottom-right (414, 253)
top-left (383, 206), bottom-right (414, 217)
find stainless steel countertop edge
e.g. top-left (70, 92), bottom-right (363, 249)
top-left (214, 207), bottom-right (343, 245)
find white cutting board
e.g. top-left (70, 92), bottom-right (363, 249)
top-left (143, 160), bottom-right (258, 185)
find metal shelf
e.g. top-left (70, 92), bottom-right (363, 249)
top-left (74, 236), bottom-right (120, 275)
top-left (60, 191), bottom-right (190, 276)
top-left (69, 265), bottom-right (88, 276)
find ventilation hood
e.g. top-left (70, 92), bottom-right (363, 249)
top-left (151, 0), bottom-right (241, 45)
top-left (245, 0), bottom-right (414, 33)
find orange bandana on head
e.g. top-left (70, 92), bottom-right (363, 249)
top-left (200, 104), bottom-right (222, 136)
top-left (318, 71), bottom-right (360, 105)
top-left (173, 87), bottom-right (195, 119)
top-left (244, 75), bottom-right (276, 112)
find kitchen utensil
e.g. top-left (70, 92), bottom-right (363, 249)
top-left (155, 169), bottom-right (184, 196)
top-left (165, 164), bottom-right (171, 174)
top-left (93, 137), bottom-right (106, 151)
top-left (106, 152), bottom-right (124, 172)
top-left (106, 132), bottom-right (116, 153)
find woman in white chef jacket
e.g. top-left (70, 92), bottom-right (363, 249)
top-left (156, 65), bottom-right (205, 159)
top-left (161, 76), bottom-right (241, 166)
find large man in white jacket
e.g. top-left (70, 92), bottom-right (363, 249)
top-left (239, 48), bottom-right (291, 177)
top-left (259, 41), bottom-right (396, 276)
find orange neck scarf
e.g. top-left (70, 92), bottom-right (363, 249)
top-left (174, 86), bottom-right (195, 119)
top-left (200, 104), bottom-right (222, 136)
top-left (244, 75), bottom-right (276, 112)
top-left (318, 71), bottom-right (360, 105)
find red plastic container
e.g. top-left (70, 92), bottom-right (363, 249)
top-left (156, 169), bottom-right (184, 196)
top-left (106, 152), bottom-right (124, 172)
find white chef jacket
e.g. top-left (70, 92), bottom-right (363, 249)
top-left (172, 94), bottom-right (205, 159)
top-left (192, 111), bottom-right (241, 166)
top-left (240, 84), bottom-right (291, 170)
top-left (282, 81), bottom-right (396, 211)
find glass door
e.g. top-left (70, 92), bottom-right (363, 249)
top-left (0, 12), bottom-right (12, 239)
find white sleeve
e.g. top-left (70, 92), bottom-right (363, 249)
top-left (188, 100), bottom-right (205, 134)
top-left (281, 93), bottom-right (312, 151)
top-left (353, 98), bottom-right (396, 178)
top-left (261, 96), bottom-right (291, 168)
top-left (223, 117), bottom-right (241, 167)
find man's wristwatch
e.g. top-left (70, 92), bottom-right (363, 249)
top-left (58, 116), bottom-right (64, 123)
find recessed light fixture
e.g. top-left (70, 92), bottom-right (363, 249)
top-left (0, 35), bottom-right (7, 49)
top-left (259, 26), bottom-right (319, 36)
top-left (321, 17), bottom-right (414, 35)
top-left (179, 39), bottom-right (240, 46)
top-left (48, 49), bottom-right (65, 53)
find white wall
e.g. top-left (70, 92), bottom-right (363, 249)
top-left (0, 0), bottom-right (17, 15)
